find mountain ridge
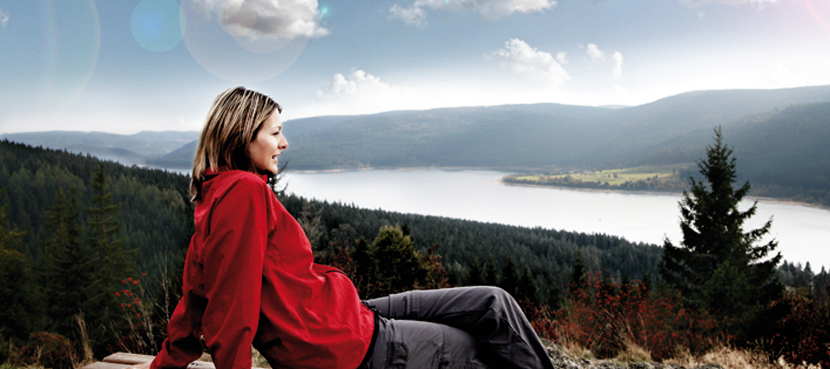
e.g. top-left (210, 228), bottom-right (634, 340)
top-left (3, 85), bottom-right (829, 205)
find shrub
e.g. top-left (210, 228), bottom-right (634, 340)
top-left (19, 332), bottom-right (76, 369)
top-left (768, 291), bottom-right (830, 367)
top-left (529, 271), bottom-right (734, 360)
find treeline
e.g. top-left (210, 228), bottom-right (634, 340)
top-left (503, 173), bottom-right (688, 193)
top-left (0, 139), bottom-right (193, 274)
top-left (278, 193), bottom-right (664, 305)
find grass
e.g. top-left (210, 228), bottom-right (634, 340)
top-left (516, 164), bottom-right (693, 186)
top-left (554, 340), bottom-right (824, 369)
top-left (665, 345), bottom-right (823, 369)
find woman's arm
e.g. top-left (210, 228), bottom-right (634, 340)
top-left (198, 177), bottom-right (270, 369)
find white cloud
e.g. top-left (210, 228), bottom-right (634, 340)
top-left (193, 0), bottom-right (329, 39)
top-left (585, 44), bottom-right (624, 79)
top-left (390, 0), bottom-right (556, 26)
top-left (316, 70), bottom-right (412, 99)
top-left (0, 9), bottom-right (9, 28)
top-left (390, 4), bottom-right (427, 27)
top-left (486, 38), bottom-right (570, 86)
top-left (586, 43), bottom-right (605, 62)
top-left (611, 51), bottom-right (623, 79)
top-left (679, 0), bottom-right (779, 7)
top-left (556, 52), bottom-right (567, 64)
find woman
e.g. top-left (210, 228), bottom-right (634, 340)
top-left (131, 87), bottom-right (555, 369)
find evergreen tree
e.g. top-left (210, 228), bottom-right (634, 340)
top-left (85, 165), bottom-right (134, 349)
top-left (371, 225), bottom-right (424, 293)
top-left (500, 253), bottom-right (520, 296)
top-left (640, 271), bottom-right (652, 296)
top-left (569, 251), bottom-right (587, 295)
top-left (465, 256), bottom-right (485, 286)
top-left (484, 255), bottom-right (500, 286)
top-left (40, 186), bottom-right (94, 342)
top-left (516, 266), bottom-right (539, 304)
top-left (0, 195), bottom-right (41, 341)
top-left (350, 225), bottom-right (444, 298)
top-left (659, 127), bottom-right (782, 332)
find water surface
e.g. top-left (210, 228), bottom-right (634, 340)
top-left (283, 169), bottom-right (830, 270)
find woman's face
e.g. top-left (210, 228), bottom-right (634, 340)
top-left (247, 112), bottom-right (288, 175)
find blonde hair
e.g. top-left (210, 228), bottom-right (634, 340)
top-left (190, 86), bottom-right (281, 201)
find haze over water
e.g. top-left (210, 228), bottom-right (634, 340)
top-left (283, 169), bottom-right (830, 271)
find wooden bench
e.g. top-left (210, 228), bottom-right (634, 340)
top-left (81, 353), bottom-right (254, 369)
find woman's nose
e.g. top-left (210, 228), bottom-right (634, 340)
top-left (279, 136), bottom-right (289, 150)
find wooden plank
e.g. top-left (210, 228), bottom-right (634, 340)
top-left (88, 352), bottom-right (264, 369)
top-left (101, 353), bottom-right (215, 369)
top-left (81, 362), bottom-right (129, 369)
top-left (103, 353), bottom-right (155, 365)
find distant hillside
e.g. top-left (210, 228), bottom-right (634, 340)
top-left (0, 130), bottom-right (199, 167)
top-left (276, 85), bottom-right (830, 170)
top-left (146, 140), bottom-right (198, 169)
top-left (4, 86), bottom-right (830, 205)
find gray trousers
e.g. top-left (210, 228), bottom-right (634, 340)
top-left (362, 286), bottom-right (555, 369)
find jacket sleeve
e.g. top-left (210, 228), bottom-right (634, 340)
top-left (198, 177), bottom-right (270, 369)
top-left (151, 291), bottom-right (205, 369)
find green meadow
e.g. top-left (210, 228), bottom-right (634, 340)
top-left (507, 164), bottom-right (695, 191)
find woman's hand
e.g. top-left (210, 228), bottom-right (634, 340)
top-left (124, 361), bottom-right (153, 369)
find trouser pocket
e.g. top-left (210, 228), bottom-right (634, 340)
top-left (386, 342), bottom-right (408, 368)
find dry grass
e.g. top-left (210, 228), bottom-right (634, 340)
top-left (664, 345), bottom-right (823, 369)
top-left (554, 340), bottom-right (823, 369)
top-left (614, 340), bottom-right (653, 364)
top-left (559, 340), bottom-right (596, 360)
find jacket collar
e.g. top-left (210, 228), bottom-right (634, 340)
top-left (204, 167), bottom-right (269, 183)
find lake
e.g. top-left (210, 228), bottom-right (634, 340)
top-left (282, 169), bottom-right (830, 271)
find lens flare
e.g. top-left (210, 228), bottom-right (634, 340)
top-left (131, 0), bottom-right (185, 52)
top-left (181, 0), bottom-right (309, 83)
top-left (804, 0), bottom-right (830, 34)
top-left (30, 0), bottom-right (100, 109)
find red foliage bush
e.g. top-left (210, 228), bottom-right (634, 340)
top-left (768, 291), bottom-right (830, 367)
top-left (19, 332), bottom-right (76, 369)
top-left (528, 272), bottom-right (734, 360)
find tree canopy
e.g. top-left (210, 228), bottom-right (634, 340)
top-left (660, 127), bottom-right (782, 333)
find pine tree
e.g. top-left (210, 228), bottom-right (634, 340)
top-left (0, 194), bottom-right (42, 341)
top-left (500, 253), bottom-right (520, 296)
top-left (516, 266), bottom-right (539, 304)
top-left (371, 225), bottom-right (424, 293)
top-left (40, 186), bottom-right (94, 341)
top-left (569, 251), bottom-right (587, 295)
top-left (484, 255), bottom-right (500, 286)
top-left (465, 256), bottom-right (485, 286)
top-left (659, 127), bottom-right (782, 330)
top-left (85, 165), bottom-right (134, 347)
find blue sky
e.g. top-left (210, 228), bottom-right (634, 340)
top-left (1, 0), bottom-right (829, 134)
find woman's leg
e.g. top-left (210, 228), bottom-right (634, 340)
top-left (366, 317), bottom-right (490, 369)
top-left (364, 286), bottom-right (554, 369)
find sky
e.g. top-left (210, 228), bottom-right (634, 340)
top-left (0, 0), bottom-right (829, 134)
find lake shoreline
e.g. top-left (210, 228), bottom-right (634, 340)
top-left (289, 166), bottom-right (828, 211)
top-left (500, 180), bottom-right (829, 210)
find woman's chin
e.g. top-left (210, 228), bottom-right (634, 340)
top-left (256, 167), bottom-right (277, 176)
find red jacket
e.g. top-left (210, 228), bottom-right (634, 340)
top-left (152, 169), bottom-right (375, 369)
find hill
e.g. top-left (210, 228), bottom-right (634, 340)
top-left (4, 85), bottom-right (830, 205)
top-left (0, 130), bottom-right (199, 167)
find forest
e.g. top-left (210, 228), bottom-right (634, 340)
top-left (1, 138), bottom-right (829, 368)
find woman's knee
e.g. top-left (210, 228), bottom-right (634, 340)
top-left (467, 286), bottom-right (516, 306)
